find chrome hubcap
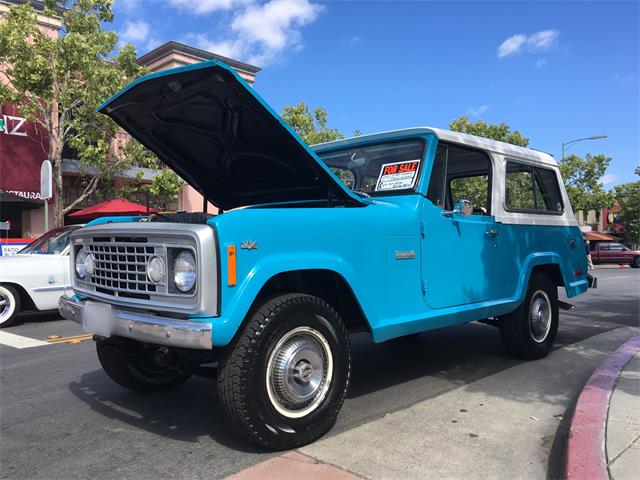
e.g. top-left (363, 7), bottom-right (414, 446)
top-left (529, 290), bottom-right (552, 343)
top-left (266, 326), bottom-right (333, 418)
top-left (0, 292), bottom-right (11, 323)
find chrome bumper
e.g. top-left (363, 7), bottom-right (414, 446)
top-left (59, 295), bottom-right (213, 350)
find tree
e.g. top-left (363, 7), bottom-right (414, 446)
top-left (0, 1), bottom-right (179, 226)
top-left (116, 141), bottom-right (184, 208)
top-left (613, 168), bottom-right (640, 247)
top-left (449, 116), bottom-right (529, 147)
top-left (282, 102), bottom-right (362, 187)
top-left (281, 101), bottom-right (350, 145)
top-left (558, 153), bottom-right (614, 212)
top-left (448, 116), bottom-right (529, 207)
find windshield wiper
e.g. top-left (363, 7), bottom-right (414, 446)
top-left (352, 189), bottom-right (371, 198)
top-left (149, 212), bottom-right (177, 223)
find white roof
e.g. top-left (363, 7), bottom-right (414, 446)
top-left (313, 126), bottom-right (558, 167)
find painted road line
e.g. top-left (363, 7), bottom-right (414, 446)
top-left (46, 334), bottom-right (93, 344)
top-left (0, 331), bottom-right (50, 349)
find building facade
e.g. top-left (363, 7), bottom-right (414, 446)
top-left (0, 1), bottom-right (259, 238)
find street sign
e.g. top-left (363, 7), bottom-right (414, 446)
top-left (40, 160), bottom-right (52, 199)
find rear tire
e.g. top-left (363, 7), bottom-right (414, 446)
top-left (0, 284), bottom-right (21, 328)
top-left (96, 339), bottom-right (190, 392)
top-left (217, 293), bottom-right (351, 450)
top-left (631, 257), bottom-right (640, 268)
top-left (499, 273), bottom-right (559, 359)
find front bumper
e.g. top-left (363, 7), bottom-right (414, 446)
top-left (59, 295), bottom-right (212, 350)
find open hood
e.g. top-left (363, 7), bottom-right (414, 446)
top-left (98, 61), bottom-right (364, 210)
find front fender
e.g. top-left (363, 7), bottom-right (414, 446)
top-left (211, 252), bottom-right (366, 346)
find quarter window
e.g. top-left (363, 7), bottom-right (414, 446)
top-left (505, 162), bottom-right (563, 214)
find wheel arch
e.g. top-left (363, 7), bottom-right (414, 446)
top-left (218, 268), bottom-right (371, 348)
top-left (253, 269), bottom-right (370, 334)
top-left (0, 282), bottom-right (36, 311)
top-left (516, 253), bottom-right (584, 302)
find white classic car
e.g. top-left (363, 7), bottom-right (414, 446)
top-left (0, 225), bottom-right (80, 327)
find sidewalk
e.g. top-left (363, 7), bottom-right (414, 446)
top-left (606, 352), bottom-right (639, 480)
top-left (229, 326), bottom-right (638, 480)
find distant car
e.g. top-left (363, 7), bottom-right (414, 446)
top-left (590, 241), bottom-right (640, 268)
top-left (0, 225), bottom-right (80, 327)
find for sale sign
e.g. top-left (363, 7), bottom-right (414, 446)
top-left (375, 160), bottom-right (421, 191)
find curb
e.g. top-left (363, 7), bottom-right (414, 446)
top-left (566, 335), bottom-right (640, 479)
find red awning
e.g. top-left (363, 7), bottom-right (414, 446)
top-left (69, 199), bottom-right (154, 219)
top-left (584, 231), bottom-right (617, 241)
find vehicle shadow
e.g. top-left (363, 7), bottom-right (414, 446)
top-left (67, 370), bottom-right (269, 454)
top-left (67, 292), bottom-right (638, 463)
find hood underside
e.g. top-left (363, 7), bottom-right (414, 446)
top-left (98, 61), bottom-right (363, 211)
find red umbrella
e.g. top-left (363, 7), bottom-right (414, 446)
top-left (69, 198), bottom-right (154, 220)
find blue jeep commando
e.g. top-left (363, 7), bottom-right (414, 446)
top-left (59, 60), bottom-right (593, 449)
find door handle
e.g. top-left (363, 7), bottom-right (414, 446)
top-left (485, 229), bottom-right (499, 237)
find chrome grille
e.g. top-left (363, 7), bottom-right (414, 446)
top-left (86, 240), bottom-right (165, 295)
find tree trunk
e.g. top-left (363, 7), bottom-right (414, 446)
top-left (49, 133), bottom-right (64, 228)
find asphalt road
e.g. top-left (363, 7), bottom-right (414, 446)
top-left (1, 268), bottom-right (638, 479)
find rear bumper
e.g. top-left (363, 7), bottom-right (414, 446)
top-left (59, 295), bottom-right (212, 350)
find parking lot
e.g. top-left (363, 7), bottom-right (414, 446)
top-left (1, 267), bottom-right (638, 479)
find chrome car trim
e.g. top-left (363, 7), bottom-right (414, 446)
top-left (70, 223), bottom-right (218, 316)
top-left (59, 295), bottom-right (212, 350)
top-left (33, 285), bottom-right (70, 292)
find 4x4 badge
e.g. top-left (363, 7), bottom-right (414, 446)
top-left (241, 240), bottom-right (258, 250)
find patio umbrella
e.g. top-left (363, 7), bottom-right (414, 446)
top-left (69, 198), bottom-right (154, 220)
top-left (583, 231), bottom-right (617, 241)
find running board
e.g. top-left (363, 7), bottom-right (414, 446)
top-left (558, 300), bottom-right (575, 311)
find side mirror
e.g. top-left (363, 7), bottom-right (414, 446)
top-left (441, 199), bottom-right (473, 218)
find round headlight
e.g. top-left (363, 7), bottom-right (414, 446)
top-left (84, 253), bottom-right (95, 276)
top-left (75, 248), bottom-right (87, 278)
top-left (173, 251), bottom-right (196, 292)
top-left (146, 256), bottom-right (165, 283)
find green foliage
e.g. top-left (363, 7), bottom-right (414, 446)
top-left (450, 176), bottom-right (489, 210)
top-left (117, 142), bottom-right (185, 203)
top-left (558, 154), bottom-right (614, 212)
top-left (449, 116), bottom-right (529, 147)
top-left (447, 116), bottom-right (529, 208)
top-left (281, 101), bottom-right (344, 145)
top-left (0, 0), bottom-right (153, 225)
top-left (613, 178), bottom-right (640, 247)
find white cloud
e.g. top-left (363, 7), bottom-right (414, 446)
top-left (498, 30), bottom-right (559, 58)
top-left (535, 58), bottom-right (547, 68)
top-left (466, 105), bottom-right (490, 117)
top-left (185, 0), bottom-right (324, 66)
top-left (613, 73), bottom-right (635, 86)
top-left (350, 36), bottom-right (364, 46)
top-left (168, 0), bottom-right (252, 14)
top-left (120, 20), bottom-right (150, 43)
top-left (118, 0), bottom-right (140, 11)
top-left (146, 38), bottom-right (163, 51)
top-left (601, 174), bottom-right (619, 185)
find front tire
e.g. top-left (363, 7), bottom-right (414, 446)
top-left (499, 273), bottom-right (559, 359)
top-left (96, 339), bottom-right (190, 392)
top-left (217, 294), bottom-right (351, 450)
top-left (631, 257), bottom-right (640, 268)
top-left (0, 284), bottom-right (21, 328)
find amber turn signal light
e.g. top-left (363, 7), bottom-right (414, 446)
top-left (227, 245), bottom-right (237, 286)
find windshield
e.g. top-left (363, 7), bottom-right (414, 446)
top-left (317, 140), bottom-right (426, 196)
top-left (19, 227), bottom-right (78, 255)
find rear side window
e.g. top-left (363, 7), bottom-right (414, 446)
top-left (505, 161), bottom-right (563, 214)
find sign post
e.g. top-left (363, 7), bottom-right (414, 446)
top-left (40, 160), bottom-right (52, 232)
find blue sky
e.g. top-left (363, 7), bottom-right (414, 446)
top-left (112, 0), bottom-right (639, 187)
